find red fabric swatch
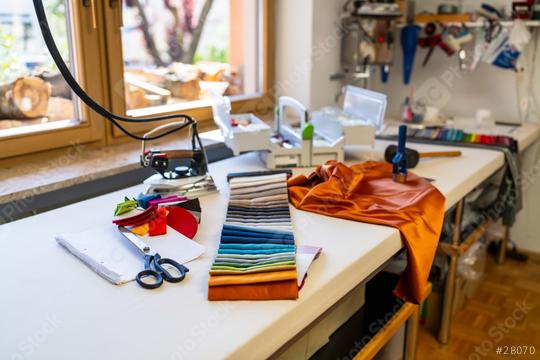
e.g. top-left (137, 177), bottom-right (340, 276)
top-left (113, 205), bottom-right (156, 227)
top-left (149, 207), bottom-right (168, 236)
top-left (166, 206), bottom-right (199, 239)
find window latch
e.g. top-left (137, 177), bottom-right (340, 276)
top-left (82, 0), bottom-right (97, 30)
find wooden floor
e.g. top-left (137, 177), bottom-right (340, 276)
top-left (417, 253), bottom-right (540, 360)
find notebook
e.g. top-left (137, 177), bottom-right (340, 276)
top-left (56, 225), bottom-right (205, 285)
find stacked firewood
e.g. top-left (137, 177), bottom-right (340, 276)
top-left (124, 62), bottom-right (242, 110)
top-left (0, 63), bottom-right (243, 119)
top-left (0, 77), bottom-right (52, 120)
top-left (0, 67), bottom-right (76, 124)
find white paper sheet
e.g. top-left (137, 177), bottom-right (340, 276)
top-left (56, 225), bottom-right (205, 285)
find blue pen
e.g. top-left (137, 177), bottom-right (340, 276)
top-left (392, 125), bottom-right (408, 183)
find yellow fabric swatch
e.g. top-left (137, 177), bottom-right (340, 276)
top-left (208, 269), bottom-right (298, 287)
top-left (130, 223), bottom-right (149, 236)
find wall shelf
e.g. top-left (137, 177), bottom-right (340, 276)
top-left (398, 19), bottom-right (540, 28)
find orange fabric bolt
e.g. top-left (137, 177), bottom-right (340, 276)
top-left (208, 280), bottom-right (299, 300)
top-left (287, 161), bottom-right (445, 304)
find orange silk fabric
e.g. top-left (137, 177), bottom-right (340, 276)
top-left (287, 161), bottom-right (445, 304)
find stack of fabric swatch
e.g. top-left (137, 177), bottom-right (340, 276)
top-left (380, 125), bottom-right (518, 152)
top-left (208, 171), bottom-right (299, 300)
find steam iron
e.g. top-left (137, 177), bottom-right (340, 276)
top-left (140, 122), bottom-right (218, 198)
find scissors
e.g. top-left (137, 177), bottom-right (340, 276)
top-left (119, 227), bottom-right (189, 289)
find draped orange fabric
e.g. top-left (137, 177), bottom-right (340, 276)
top-left (287, 161), bottom-right (445, 304)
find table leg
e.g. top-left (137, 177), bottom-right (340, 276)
top-left (497, 225), bottom-right (510, 264)
top-left (438, 200), bottom-right (464, 345)
top-left (405, 306), bottom-right (420, 359)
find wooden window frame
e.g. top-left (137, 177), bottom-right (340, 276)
top-left (102, 0), bottom-right (276, 144)
top-left (0, 0), bottom-right (275, 158)
top-left (0, 1), bottom-right (108, 159)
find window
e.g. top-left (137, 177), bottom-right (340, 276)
top-left (119, 0), bottom-right (261, 112)
top-left (0, 0), bottom-right (274, 157)
top-left (0, 1), bottom-right (78, 134)
top-left (0, 0), bottom-right (105, 158)
top-left (104, 0), bottom-right (274, 140)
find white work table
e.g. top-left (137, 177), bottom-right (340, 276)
top-left (0, 141), bottom-right (517, 360)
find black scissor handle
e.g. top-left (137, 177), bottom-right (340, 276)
top-left (154, 255), bottom-right (189, 283)
top-left (136, 269), bottom-right (163, 289)
top-left (136, 254), bottom-right (163, 289)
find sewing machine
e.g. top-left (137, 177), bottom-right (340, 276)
top-left (261, 96), bottom-right (344, 168)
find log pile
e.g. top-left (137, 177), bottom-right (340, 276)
top-left (0, 77), bottom-right (51, 119)
top-left (0, 97), bottom-right (74, 131)
top-left (32, 67), bottom-right (72, 99)
top-left (124, 62), bottom-right (242, 110)
top-left (165, 78), bottom-right (201, 101)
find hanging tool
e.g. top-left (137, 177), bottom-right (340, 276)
top-left (119, 227), bottom-right (189, 289)
top-left (418, 22), bottom-right (455, 67)
top-left (478, 4), bottom-right (504, 44)
top-left (480, 3), bottom-right (503, 20)
top-left (392, 125), bottom-right (408, 183)
top-left (446, 25), bottom-right (474, 70)
top-left (485, 20), bottom-right (503, 43)
top-left (381, 64), bottom-right (390, 83)
top-left (385, 145), bottom-right (462, 168)
top-left (379, 29), bottom-right (395, 83)
top-left (512, 1), bottom-right (534, 19)
top-left (401, 23), bottom-right (421, 84)
top-left (332, 0), bottom-right (401, 84)
top-left (400, 0), bottom-right (420, 84)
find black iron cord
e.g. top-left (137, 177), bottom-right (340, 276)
top-left (32, 0), bottom-right (200, 143)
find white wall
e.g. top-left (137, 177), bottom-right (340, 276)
top-left (275, 0), bottom-right (342, 109)
top-left (371, 48), bottom-right (523, 122)
top-left (275, 0), bottom-right (313, 106)
top-left (511, 140), bottom-right (540, 253)
top-left (512, 28), bottom-right (540, 253)
top-left (309, 0), bottom-right (344, 109)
